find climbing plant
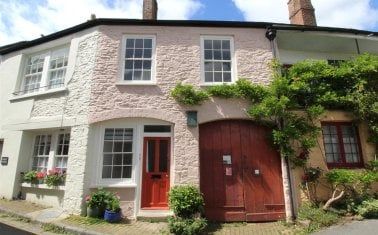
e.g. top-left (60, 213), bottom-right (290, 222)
top-left (171, 54), bottom-right (378, 167)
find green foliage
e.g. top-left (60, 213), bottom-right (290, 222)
top-left (357, 199), bottom-right (378, 218)
top-left (168, 185), bottom-right (207, 235)
top-left (325, 169), bottom-right (359, 186)
top-left (45, 169), bottom-right (66, 187)
top-left (170, 83), bottom-right (209, 105)
top-left (168, 217), bottom-right (207, 235)
top-left (298, 203), bottom-right (339, 233)
top-left (106, 194), bottom-right (121, 212)
top-left (168, 185), bottom-right (204, 218)
top-left (85, 188), bottom-right (114, 209)
top-left (170, 54), bottom-right (378, 167)
top-left (23, 171), bottom-right (37, 183)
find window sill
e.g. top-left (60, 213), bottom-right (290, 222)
top-left (116, 81), bottom-right (157, 86)
top-left (10, 87), bottom-right (67, 101)
top-left (90, 183), bottom-right (137, 188)
top-left (21, 182), bottom-right (65, 191)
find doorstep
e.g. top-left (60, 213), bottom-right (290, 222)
top-left (137, 209), bottom-right (173, 221)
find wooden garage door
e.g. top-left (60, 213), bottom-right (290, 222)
top-left (199, 120), bottom-right (285, 222)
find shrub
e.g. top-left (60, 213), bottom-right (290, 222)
top-left (168, 185), bottom-right (204, 218)
top-left (23, 171), bottom-right (37, 183)
top-left (85, 188), bottom-right (114, 209)
top-left (298, 203), bottom-right (339, 233)
top-left (106, 193), bottom-right (121, 212)
top-left (357, 199), bottom-right (378, 218)
top-left (168, 185), bottom-right (207, 235)
top-left (168, 217), bottom-right (207, 235)
top-left (170, 83), bottom-right (209, 105)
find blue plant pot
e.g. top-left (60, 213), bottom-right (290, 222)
top-left (104, 209), bottom-right (121, 223)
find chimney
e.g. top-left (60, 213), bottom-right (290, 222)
top-left (287, 0), bottom-right (317, 26)
top-left (143, 0), bottom-right (158, 20)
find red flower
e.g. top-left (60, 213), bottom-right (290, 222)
top-left (85, 195), bottom-right (91, 202)
top-left (36, 172), bottom-right (46, 179)
top-left (48, 168), bottom-right (60, 176)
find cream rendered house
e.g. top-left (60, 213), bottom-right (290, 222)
top-left (0, 0), bottom-right (377, 221)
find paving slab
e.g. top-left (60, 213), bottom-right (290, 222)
top-left (313, 219), bottom-right (378, 235)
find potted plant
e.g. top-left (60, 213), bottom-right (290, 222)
top-left (104, 193), bottom-right (121, 223)
top-left (23, 171), bottom-right (38, 184)
top-left (45, 168), bottom-right (66, 187)
top-left (85, 188), bottom-right (113, 218)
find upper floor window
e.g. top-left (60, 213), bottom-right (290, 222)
top-left (201, 36), bottom-right (235, 84)
top-left (122, 36), bottom-right (155, 83)
top-left (321, 122), bottom-right (363, 168)
top-left (19, 47), bottom-right (69, 95)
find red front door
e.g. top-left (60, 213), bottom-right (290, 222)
top-left (141, 137), bottom-right (170, 209)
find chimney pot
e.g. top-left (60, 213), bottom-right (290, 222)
top-left (143, 0), bottom-right (158, 20)
top-left (288, 0), bottom-right (317, 26)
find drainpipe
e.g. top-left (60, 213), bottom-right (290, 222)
top-left (265, 28), bottom-right (296, 222)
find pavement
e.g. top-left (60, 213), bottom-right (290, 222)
top-left (313, 219), bottom-right (378, 235)
top-left (0, 198), bottom-right (344, 235)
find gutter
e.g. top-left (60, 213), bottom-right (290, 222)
top-left (1, 18), bottom-right (377, 55)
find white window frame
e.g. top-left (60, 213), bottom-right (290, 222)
top-left (18, 46), bottom-right (69, 95)
top-left (96, 125), bottom-right (138, 186)
top-left (200, 35), bottom-right (237, 85)
top-left (29, 131), bottom-right (70, 173)
top-left (118, 35), bottom-right (157, 85)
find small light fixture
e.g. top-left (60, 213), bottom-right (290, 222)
top-left (186, 111), bottom-right (198, 127)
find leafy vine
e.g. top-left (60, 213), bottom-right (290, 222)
top-left (171, 54), bottom-right (378, 167)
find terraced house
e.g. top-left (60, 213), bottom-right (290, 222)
top-left (0, 0), bottom-right (377, 222)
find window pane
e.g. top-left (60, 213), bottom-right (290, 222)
top-left (125, 70), bottom-right (133, 80)
top-left (133, 71), bottom-right (142, 80)
top-left (143, 60), bottom-right (151, 70)
top-left (214, 62), bottom-right (222, 71)
top-left (113, 142), bottom-right (123, 152)
top-left (144, 39), bottom-right (152, 48)
top-left (214, 72), bottom-right (222, 82)
top-left (125, 49), bottom-right (134, 58)
top-left (204, 62), bottom-right (213, 71)
top-left (125, 60), bottom-right (133, 69)
top-left (134, 60), bottom-right (142, 69)
top-left (102, 166), bottom-right (112, 178)
top-left (126, 39), bottom-right (134, 48)
top-left (147, 140), bottom-right (155, 172)
top-left (204, 50), bottom-right (212, 60)
top-left (213, 40), bottom-right (221, 49)
top-left (103, 154), bottom-right (113, 165)
top-left (213, 50), bottom-right (222, 60)
top-left (123, 154), bottom-right (133, 165)
top-left (123, 142), bottom-right (132, 152)
top-left (204, 40), bottom-right (212, 49)
top-left (122, 166), bottom-right (132, 178)
top-left (142, 71), bottom-right (151, 80)
top-left (143, 49), bottom-right (152, 58)
top-left (134, 49), bottom-right (143, 58)
top-left (223, 72), bottom-right (231, 82)
top-left (222, 40), bottom-right (230, 49)
top-left (144, 125), bottom-right (171, 133)
top-left (159, 140), bottom-right (168, 172)
top-left (205, 72), bottom-right (213, 82)
top-left (103, 141), bottom-right (113, 152)
top-left (222, 62), bottom-right (231, 72)
top-left (113, 154), bottom-right (122, 165)
top-left (104, 129), bottom-right (114, 140)
top-left (222, 50), bottom-right (231, 60)
top-left (112, 166), bottom-right (122, 178)
top-left (135, 39), bottom-right (143, 48)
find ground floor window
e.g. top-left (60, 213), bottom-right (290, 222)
top-left (102, 128), bottom-right (133, 179)
top-left (321, 122), bottom-right (363, 168)
top-left (30, 131), bottom-right (70, 173)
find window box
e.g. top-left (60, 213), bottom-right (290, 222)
top-left (321, 122), bottom-right (364, 168)
top-left (21, 182), bottom-right (65, 191)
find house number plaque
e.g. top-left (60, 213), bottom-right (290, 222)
top-left (1, 157), bottom-right (8, 166)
